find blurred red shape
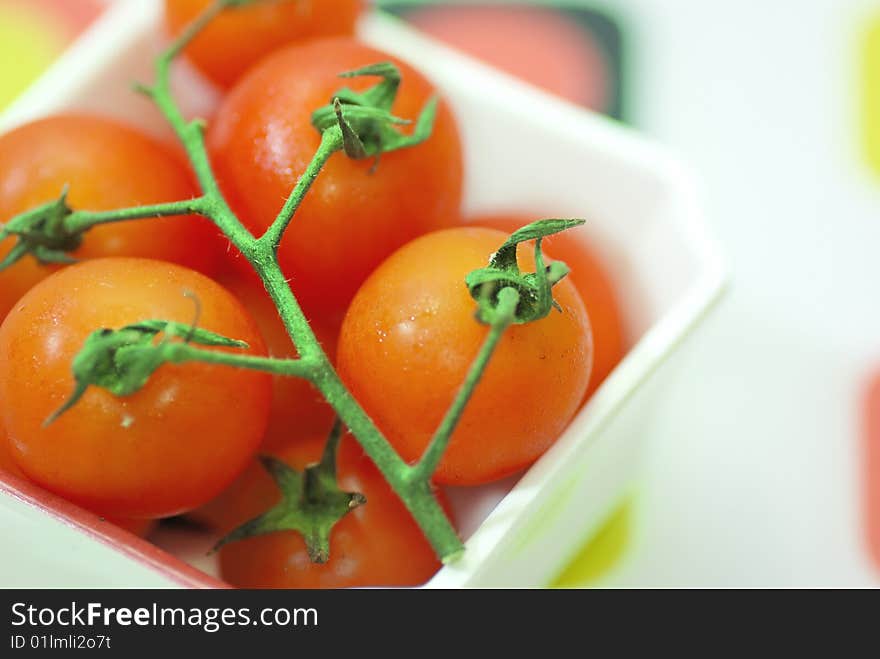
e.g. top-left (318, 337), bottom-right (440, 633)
top-left (405, 4), bottom-right (610, 110)
top-left (866, 373), bottom-right (880, 571)
top-left (0, 0), bottom-right (103, 37)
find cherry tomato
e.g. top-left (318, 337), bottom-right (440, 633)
top-left (0, 427), bottom-right (23, 479)
top-left (165, 0), bottom-right (363, 89)
top-left (208, 37), bottom-right (463, 320)
top-left (1, 427), bottom-right (155, 537)
top-left (217, 433), bottom-right (444, 588)
top-left (0, 114), bottom-right (222, 322)
top-left (214, 270), bottom-right (338, 450)
top-left (337, 227), bottom-right (593, 485)
top-left (0, 258), bottom-right (272, 519)
top-left (473, 215), bottom-right (627, 400)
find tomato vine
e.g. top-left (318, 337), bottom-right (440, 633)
top-left (0, 0), bottom-right (582, 564)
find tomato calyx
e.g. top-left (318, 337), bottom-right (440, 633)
top-left (0, 186), bottom-right (82, 270)
top-left (46, 319), bottom-right (249, 425)
top-left (0, 0), bottom-right (464, 563)
top-left (465, 218), bottom-right (586, 325)
top-left (311, 62), bottom-right (439, 161)
top-left (215, 420), bottom-right (366, 564)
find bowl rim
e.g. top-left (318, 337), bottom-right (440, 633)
top-left (0, 1), bottom-right (728, 589)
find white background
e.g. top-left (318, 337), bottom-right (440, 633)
top-left (590, 0), bottom-right (880, 586)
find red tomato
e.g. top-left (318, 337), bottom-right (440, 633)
top-left (217, 433), bottom-right (444, 588)
top-left (1, 427), bottom-right (155, 537)
top-left (164, 0), bottom-right (363, 89)
top-left (208, 37), bottom-right (463, 320)
top-left (473, 215), bottom-right (627, 400)
top-left (0, 427), bottom-right (24, 479)
top-left (0, 114), bottom-right (222, 322)
top-left (337, 227), bottom-right (593, 485)
top-left (0, 258), bottom-right (272, 519)
top-left (214, 271), bottom-right (338, 450)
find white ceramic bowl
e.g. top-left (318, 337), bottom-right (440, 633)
top-left (0, 0), bottom-right (726, 588)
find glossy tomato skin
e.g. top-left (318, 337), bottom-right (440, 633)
top-left (0, 258), bottom-right (272, 519)
top-left (0, 427), bottom-right (154, 536)
top-left (214, 271), bottom-right (339, 450)
top-left (473, 215), bottom-right (627, 400)
top-left (208, 37), bottom-right (463, 320)
top-left (165, 0), bottom-right (363, 89)
top-left (0, 115), bottom-right (222, 322)
top-left (218, 434), bottom-right (445, 588)
top-left (337, 227), bottom-right (593, 485)
top-left (0, 427), bottom-right (24, 479)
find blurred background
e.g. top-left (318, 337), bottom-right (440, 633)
top-left (1, 0), bottom-right (878, 587)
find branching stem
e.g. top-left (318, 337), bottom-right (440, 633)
top-left (260, 127), bottom-right (343, 251)
top-left (5, 0), bottom-right (574, 565)
top-left (140, 0), bottom-right (466, 560)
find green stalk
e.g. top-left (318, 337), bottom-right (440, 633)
top-left (144, 0), bottom-right (465, 559)
top-left (63, 198), bottom-right (208, 234)
top-left (4, 0), bottom-right (575, 565)
top-left (412, 287), bottom-right (520, 483)
top-left (164, 343), bottom-right (318, 379)
top-left (252, 250), bottom-right (464, 560)
top-left (313, 361), bottom-right (465, 561)
top-left (260, 128), bottom-right (343, 251)
top-left (136, 1), bottom-right (251, 248)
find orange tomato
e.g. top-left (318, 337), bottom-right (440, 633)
top-left (208, 37), bottom-right (463, 320)
top-left (0, 426), bottom-right (24, 479)
top-left (0, 258), bottom-right (271, 519)
top-left (337, 227), bottom-right (593, 485)
top-left (0, 114), bottom-right (222, 322)
top-left (473, 215), bottom-right (627, 400)
top-left (217, 433), bottom-right (445, 588)
top-left (1, 427), bottom-right (155, 537)
top-left (164, 0), bottom-right (363, 88)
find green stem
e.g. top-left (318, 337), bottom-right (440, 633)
top-left (164, 0), bottom-right (232, 61)
top-left (153, 1), bottom-right (464, 561)
top-left (260, 128), bottom-right (343, 251)
top-left (412, 287), bottom-right (521, 482)
top-left (313, 365), bottom-right (464, 562)
top-left (64, 198), bottom-right (208, 234)
top-left (165, 343), bottom-right (318, 379)
top-left (253, 254), bottom-right (327, 361)
top-left (251, 256), bottom-right (462, 559)
top-left (14, 0), bottom-right (467, 562)
top-left (138, 1), bottom-right (252, 250)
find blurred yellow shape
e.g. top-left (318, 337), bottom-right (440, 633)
top-left (0, 5), bottom-right (65, 111)
top-left (552, 498), bottom-right (632, 587)
top-left (863, 15), bottom-right (880, 174)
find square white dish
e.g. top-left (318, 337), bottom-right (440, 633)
top-left (0, 0), bottom-right (725, 588)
